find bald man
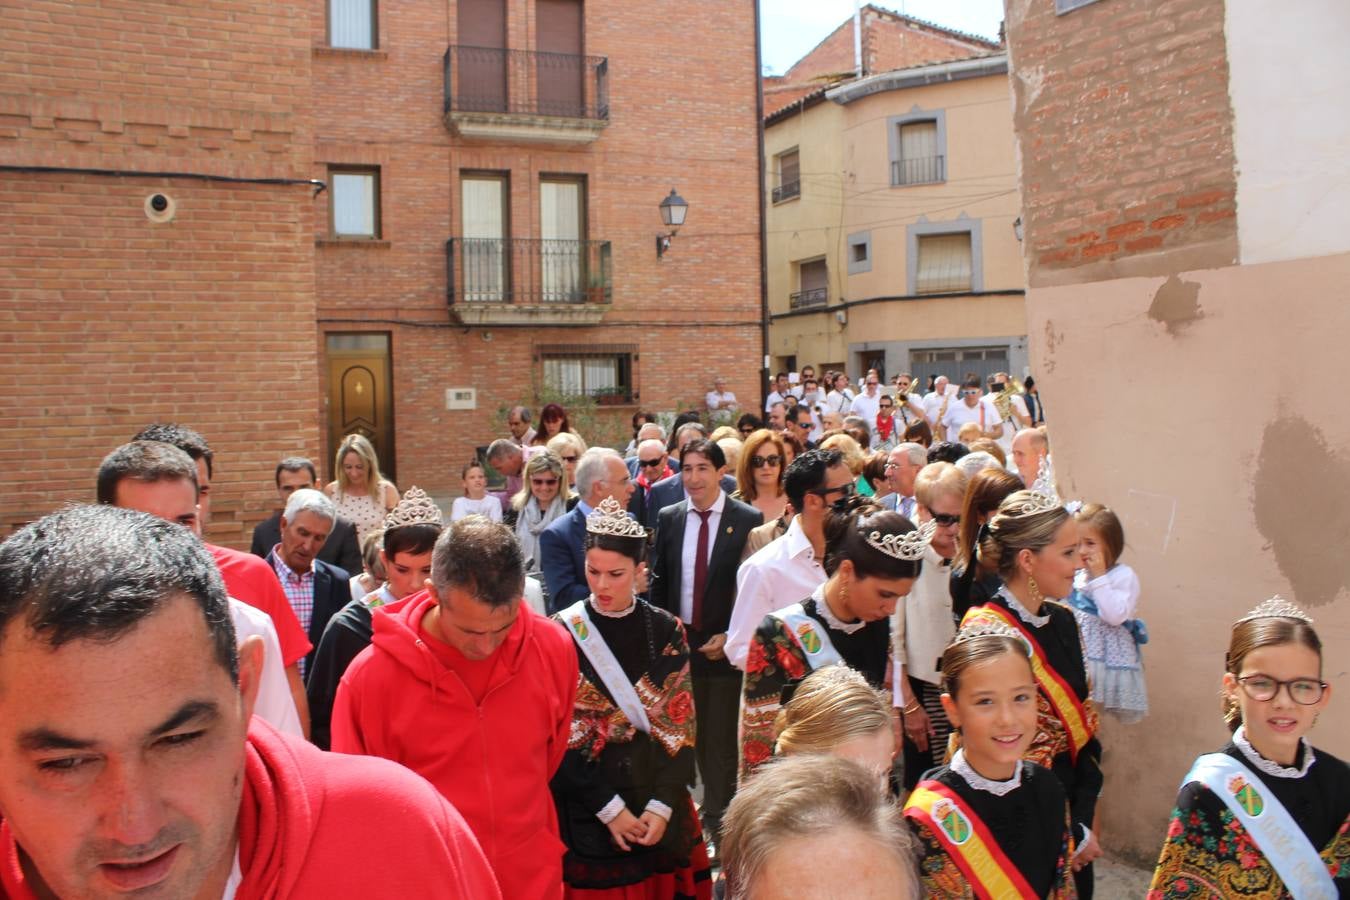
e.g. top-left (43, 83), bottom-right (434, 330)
top-left (1011, 427), bottom-right (1049, 487)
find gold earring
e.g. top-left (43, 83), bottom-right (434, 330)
top-left (1027, 575), bottom-right (1043, 605)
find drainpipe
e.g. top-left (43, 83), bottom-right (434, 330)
top-left (754, 0), bottom-right (770, 413)
top-left (854, 0), bottom-right (864, 78)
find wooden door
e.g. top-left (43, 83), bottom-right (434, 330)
top-left (536, 0), bottom-right (583, 116)
top-left (326, 333), bottom-right (396, 483)
top-left (457, 0), bottom-right (507, 112)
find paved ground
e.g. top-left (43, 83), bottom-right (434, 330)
top-left (1095, 855), bottom-right (1153, 898)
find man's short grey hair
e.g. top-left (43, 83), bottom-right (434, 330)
top-left (575, 447), bottom-right (621, 499)
top-left (283, 487), bottom-right (336, 523)
top-left (636, 422), bottom-right (666, 442)
top-left (637, 438), bottom-right (666, 457)
top-left (508, 405), bottom-right (532, 423)
top-left (892, 442), bottom-right (927, 466)
top-left (956, 451), bottom-right (1002, 478)
top-left (486, 438), bottom-right (523, 464)
top-left (769, 401), bottom-right (786, 414)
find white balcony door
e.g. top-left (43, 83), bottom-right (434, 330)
top-left (540, 179), bottom-right (583, 302)
top-left (462, 175), bottom-right (506, 301)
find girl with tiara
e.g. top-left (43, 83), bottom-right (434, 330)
top-left (904, 618), bottom-right (1077, 898)
top-left (549, 498), bottom-right (712, 899)
top-left (739, 497), bottom-right (931, 779)
top-left (961, 490), bottom-right (1103, 897)
top-left (1148, 596), bottom-right (1348, 898)
top-left (774, 664), bottom-right (898, 783)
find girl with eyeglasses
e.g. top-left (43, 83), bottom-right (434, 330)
top-left (733, 429), bottom-right (789, 526)
top-left (1149, 598), bottom-right (1346, 898)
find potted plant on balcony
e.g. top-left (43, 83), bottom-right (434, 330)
top-left (592, 386), bottom-right (628, 407)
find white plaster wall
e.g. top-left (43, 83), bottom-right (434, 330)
top-left (1226, 2), bottom-right (1350, 265)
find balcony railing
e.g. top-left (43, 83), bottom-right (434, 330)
top-left (447, 238), bottom-right (612, 306)
top-left (772, 179), bottom-right (801, 203)
top-left (443, 45), bottom-right (609, 121)
top-left (789, 287), bottom-right (828, 310)
top-left (891, 155), bottom-right (945, 186)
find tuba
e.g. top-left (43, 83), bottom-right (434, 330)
top-left (991, 378), bottom-right (1025, 422)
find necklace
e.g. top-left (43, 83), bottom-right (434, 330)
top-left (1233, 725), bottom-right (1315, 778)
top-left (588, 595), bottom-right (638, 618)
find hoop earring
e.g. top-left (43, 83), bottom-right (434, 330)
top-left (1027, 575), bottom-right (1043, 606)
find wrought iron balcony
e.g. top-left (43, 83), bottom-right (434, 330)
top-left (789, 287), bottom-right (828, 310)
top-left (772, 179), bottom-right (801, 203)
top-left (443, 45), bottom-right (609, 144)
top-left (891, 155), bottom-right (945, 186)
top-left (446, 238), bottom-right (612, 326)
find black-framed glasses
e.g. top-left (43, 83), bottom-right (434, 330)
top-left (1237, 675), bottom-right (1326, 705)
top-left (638, 457), bottom-right (665, 468)
top-left (931, 513), bottom-right (961, 526)
top-left (750, 454), bottom-right (782, 468)
top-left (809, 482), bottom-right (856, 500)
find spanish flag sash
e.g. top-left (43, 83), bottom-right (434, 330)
top-left (904, 780), bottom-right (1038, 899)
top-left (963, 602), bottom-right (1093, 762)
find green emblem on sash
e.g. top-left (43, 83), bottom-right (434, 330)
top-left (934, 799), bottom-right (972, 845)
top-left (1228, 775), bottom-right (1264, 817)
top-left (570, 615), bottom-right (589, 641)
top-left (796, 621), bottom-right (821, 654)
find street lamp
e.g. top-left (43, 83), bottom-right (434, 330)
top-left (656, 188), bottom-right (688, 258)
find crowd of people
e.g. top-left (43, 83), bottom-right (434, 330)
top-left (0, 366), bottom-right (1343, 900)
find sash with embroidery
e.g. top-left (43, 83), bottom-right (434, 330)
top-left (963, 603), bottom-right (1093, 762)
top-left (1185, 753), bottom-right (1338, 899)
top-left (904, 780), bottom-right (1039, 899)
top-left (560, 600), bottom-right (651, 734)
top-left (769, 602), bottom-right (843, 671)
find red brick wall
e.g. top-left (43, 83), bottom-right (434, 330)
top-left (1006, 0), bottom-right (1239, 284)
top-left (0, 1), bottom-right (318, 544)
top-left (311, 0), bottom-right (765, 502)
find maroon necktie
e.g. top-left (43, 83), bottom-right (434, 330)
top-left (692, 508), bottom-right (711, 631)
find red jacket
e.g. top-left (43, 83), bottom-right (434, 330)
top-left (333, 592), bottom-right (578, 900)
top-left (1, 718), bottom-right (500, 899)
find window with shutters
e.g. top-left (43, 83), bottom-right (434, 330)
top-left (773, 149), bottom-right (801, 203)
top-left (329, 167), bottom-right (380, 238)
top-left (538, 345), bottom-right (635, 403)
top-left (887, 109), bottom-right (947, 187)
top-left (906, 217), bottom-right (984, 295)
top-left (791, 257), bottom-right (828, 309)
top-left (329, 0), bottom-right (377, 50)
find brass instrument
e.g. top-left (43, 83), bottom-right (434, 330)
top-left (991, 377), bottom-right (1025, 422)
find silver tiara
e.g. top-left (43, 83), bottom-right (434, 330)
top-left (864, 518), bottom-right (936, 562)
top-left (384, 486), bottom-right (444, 530)
top-left (1003, 455), bottom-right (1078, 517)
top-left (1237, 595), bottom-right (1314, 625)
top-left (585, 497), bottom-right (648, 540)
top-left (950, 616), bottom-right (1031, 653)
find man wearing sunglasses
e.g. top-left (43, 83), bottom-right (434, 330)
top-left (939, 377), bottom-right (1003, 444)
top-left (726, 449), bottom-right (853, 671)
top-left (627, 438), bottom-right (673, 525)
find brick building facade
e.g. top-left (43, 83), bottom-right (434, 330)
top-left (1, 0), bottom-right (764, 543)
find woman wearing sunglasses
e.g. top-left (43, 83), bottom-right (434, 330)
top-left (513, 451), bottom-right (574, 582)
top-left (1150, 597), bottom-right (1346, 898)
top-left (733, 429), bottom-right (789, 526)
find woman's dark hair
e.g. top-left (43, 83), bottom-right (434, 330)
top-left (903, 419), bottom-right (933, 448)
top-left (631, 410), bottom-right (655, 436)
top-left (779, 429), bottom-right (806, 462)
top-left (956, 468), bottom-right (1022, 572)
top-left (737, 413), bottom-right (764, 432)
top-left (383, 523), bottom-right (441, 558)
top-left (539, 403), bottom-right (572, 434)
top-left (861, 451), bottom-right (888, 493)
top-left (584, 530), bottom-right (647, 564)
top-left (927, 441), bottom-right (969, 465)
top-left (1222, 615), bottom-right (1322, 732)
top-left (822, 497), bottom-right (922, 580)
top-left (941, 633), bottom-right (1032, 697)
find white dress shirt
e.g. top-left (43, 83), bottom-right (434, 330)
top-left (726, 517), bottom-right (827, 669)
top-left (706, 390), bottom-right (738, 412)
top-left (228, 598), bottom-right (303, 738)
top-left (849, 390), bottom-right (882, 436)
top-left (678, 490), bottom-right (725, 624)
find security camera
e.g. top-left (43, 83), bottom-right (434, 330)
top-left (144, 193), bottom-right (176, 223)
top-left (150, 194), bottom-right (169, 212)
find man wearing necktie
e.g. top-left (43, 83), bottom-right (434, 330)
top-left (648, 439), bottom-right (762, 851)
top-left (879, 443), bottom-right (926, 521)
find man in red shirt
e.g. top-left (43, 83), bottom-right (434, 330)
top-left (334, 517), bottom-right (579, 899)
top-left (0, 505), bottom-right (500, 899)
top-left (131, 423), bottom-right (312, 731)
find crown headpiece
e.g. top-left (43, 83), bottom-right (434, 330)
top-left (383, 486), bottom-right (444, 530)
top-left (585, 497), bottom-right (648, 540)
top-left (1001, 456), bottom-right (1080, 517)
top-left (950, 616), bottom-right (1032, 654)
top-left (1236, 595), bottom-right (1314, 625)
top-left (865, 517), bottom-right (936, 562)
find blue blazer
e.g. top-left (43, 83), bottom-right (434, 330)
top-left (306, 558), bottom-right (352, 676)
top-left (642, 472), bottom-right (738, 533)
top-left (539, 503), bottom-right (590, 615)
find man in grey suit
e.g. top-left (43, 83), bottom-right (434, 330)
top-left (648, 439), bottom-right (762, 848)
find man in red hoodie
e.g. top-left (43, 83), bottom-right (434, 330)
top-left (0, 505), bottom-right (501, 900)
top-left (333, 516), bottom-right (579, 899)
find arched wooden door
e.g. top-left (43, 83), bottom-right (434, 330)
top-left (325, 333), bottom-right (395, 483)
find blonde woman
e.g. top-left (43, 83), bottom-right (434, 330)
top-left (512, 451), bottom-right (571, 576)
top-left (324, 434), bottom-right (399, 542)
top-left (546, 431), bottom-right (587, 493)
top-left (775, 665), bottom-right (896, 782)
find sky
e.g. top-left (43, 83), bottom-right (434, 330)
top-left (759, 0), bottom-right (1005, 74)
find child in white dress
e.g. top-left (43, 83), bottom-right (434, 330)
top-left (1067, 503), bottom-right (1148, 723)
top-left (450, 461), bottom-right (503, 523)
